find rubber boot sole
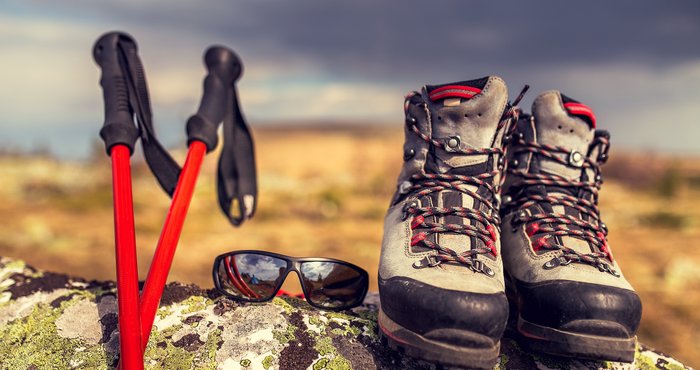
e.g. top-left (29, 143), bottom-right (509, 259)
top-left (378, 308), bottom-right (500, 369)
top-left (517, 316), bottom-right (637, 363)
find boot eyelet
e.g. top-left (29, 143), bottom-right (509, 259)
top-left (509, 159), bottom-right (519, 167)
top-left (398, 181), bottom-right (412, 195)
top-left (543, 257), bottom-right (560, 269)
top-left (497, 156), bottom-right (505, 169)
top-left (405, 116), bottom-right (416, 126)
top-left (401, 199), bottom-right (418, 220)
top-left (403, 148), bottom-right (416, 161)
top-left (413, 255), bottom-right (440, 269)
top-left (445, 136), bottom-right (461, 151)
top-left (568, 150), bottom-right (584, 167)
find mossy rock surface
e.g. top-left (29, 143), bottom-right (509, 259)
top-left (0, 257), bottom-right (689, 369)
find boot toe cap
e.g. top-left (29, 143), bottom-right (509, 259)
top-left (379, 276), bottom-right (508, 344)
top-left (515, 279), bottom-right (642, 338)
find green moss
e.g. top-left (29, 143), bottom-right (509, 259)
top-left (313, 357), bottom-right (330, 370)
top-left (278, 296), bottom-right (309, 311)
top-left (498, 354), bottom-right (509, 368)
top-left (143, 323), bottom-right (197, 370)
top-left (308, 316), bottom-right (352, 369)
top-left (350, 314), bottom-right (377, 339)
top-left (3, 259), bottom-right (27, 273)
top-left (326, 355), bottom-right (352, 370)
top-left (262, 354), bottom-right (275, 369)
top-left (355, 309), bottom-right (377, 322)
top-left (240, 359), bottom-right (251, 367)
top-left (181, 296), bottom-right (210, 314)
top-left (665, 362), bottom-right (687, 370)
top-left (198, 324), bottom-right (224, 370)
top-left (272, 297), bottom-right (294, 314)
top-left (330, 328), bottom-right (345, 337)
top-left (273, 323), bottom-right (297, 344)
top-left (634, 351), bottom-right (660, 370)
top-left (0, 299), bottom-right (110, 369)
top-left (314, 336), bottom-right (335, 356)
top-left (157, 307), bottom-right (174, 320)
top-left (634, 346), bottom-right (686, 370)
top-left (1, 259), bottom-right (42, 294)
top-left (308, 315), bottom-right (324, 327)
top-left (325, 312), bottom-right (354, 322)
top-left (0, 292), bottom-right (11, 306)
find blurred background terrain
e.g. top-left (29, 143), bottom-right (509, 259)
top-left (1, 128), bottom-right (699, 365)
top-left (1, 0), bottom-right (699, 367)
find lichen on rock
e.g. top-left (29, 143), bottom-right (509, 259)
top-left (0, 257), bottom-right (690, 369)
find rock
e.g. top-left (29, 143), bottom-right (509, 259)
top-left (0, 257), bottom-right (689, 370)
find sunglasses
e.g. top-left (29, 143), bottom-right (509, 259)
top-left (212, 250), bottom-right (369, 310)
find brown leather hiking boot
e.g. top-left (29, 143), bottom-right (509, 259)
top-left (501, 91), bottom-right (642, 362)
top-left (378, 76), bottom-right (520, 369)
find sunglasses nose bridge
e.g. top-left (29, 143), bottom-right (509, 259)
top-left (277, 261), bottom-right (301, 285)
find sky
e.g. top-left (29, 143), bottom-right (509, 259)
top-left (0, 1), bottom-right (699, 158)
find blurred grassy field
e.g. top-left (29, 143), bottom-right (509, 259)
top-left (1, 126), bottom-right (699, 366)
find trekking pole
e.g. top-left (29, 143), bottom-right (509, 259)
top-left (94, 32), bottom-right (182, 369)
top-left (135, 45), bottom-right (257, 353)
top-left (93, 33), bottom-right (142, 370)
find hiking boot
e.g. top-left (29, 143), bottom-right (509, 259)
top-left (378, 76), bottom-right (519, 369)
top-left (500, 91), bottom-right (642, 362)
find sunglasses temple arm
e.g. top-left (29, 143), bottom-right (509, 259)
top-left (93, 32), bottom-right (144, 370)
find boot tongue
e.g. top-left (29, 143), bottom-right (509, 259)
top-left (423, 76), bottom-right (508, 175)
top-left (531, 91), bottom-right (595, 179)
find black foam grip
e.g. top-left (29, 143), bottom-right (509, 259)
top-left (93, 32), bottom-right (139, 155)
top-left (186, 46), bottom-right (243, 152)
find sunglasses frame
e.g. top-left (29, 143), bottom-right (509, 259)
top-left (212, 250), bottom-right (369, 311)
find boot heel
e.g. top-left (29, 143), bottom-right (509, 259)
top-left (517, 316), bottom-right (637, 363)
top-left (378, 309), bottom-right (501, 370)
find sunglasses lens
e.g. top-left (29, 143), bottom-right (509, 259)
top-left (300, 262), bottom-right (367, 309)
top-left (216, 253), bottom-right (287, 301)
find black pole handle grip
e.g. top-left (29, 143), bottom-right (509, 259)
top-left (93, 32), bottom-right (139, 155)
top-left (186, 46), bottom-right (243, 152)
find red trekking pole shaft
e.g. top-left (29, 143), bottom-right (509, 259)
top-left (136, 47), bottom-right (242, 351)
top-left (94, 33), bottom-right (144, 370)
top-left (111, 146), bottom-right (143, 368)
top-left (137, 140), bottom-right (206, 347)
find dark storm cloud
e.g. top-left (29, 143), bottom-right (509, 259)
top-left (28, 0), bottom-right (700, 81)
top-left (2, 0), bottom-right (700, 157)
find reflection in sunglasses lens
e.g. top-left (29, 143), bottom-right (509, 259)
top-left (300, 262), bottom-right (366, 309)
top-left (217, 254), bottom-right (287, 301)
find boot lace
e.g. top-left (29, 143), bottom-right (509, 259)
top-left (503, 133), bottom-right (618, 276)
top-left (401, 91), bottom-right (522, 275)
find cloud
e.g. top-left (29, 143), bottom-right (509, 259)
top-left (0, 0), bottom-right (699, 157)
top-left (0, 14), bottom-right (100, 125)
top-left (235, 254), bottom-right (286, 282)
top-left (517, 60), bottom-right (700, 153)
